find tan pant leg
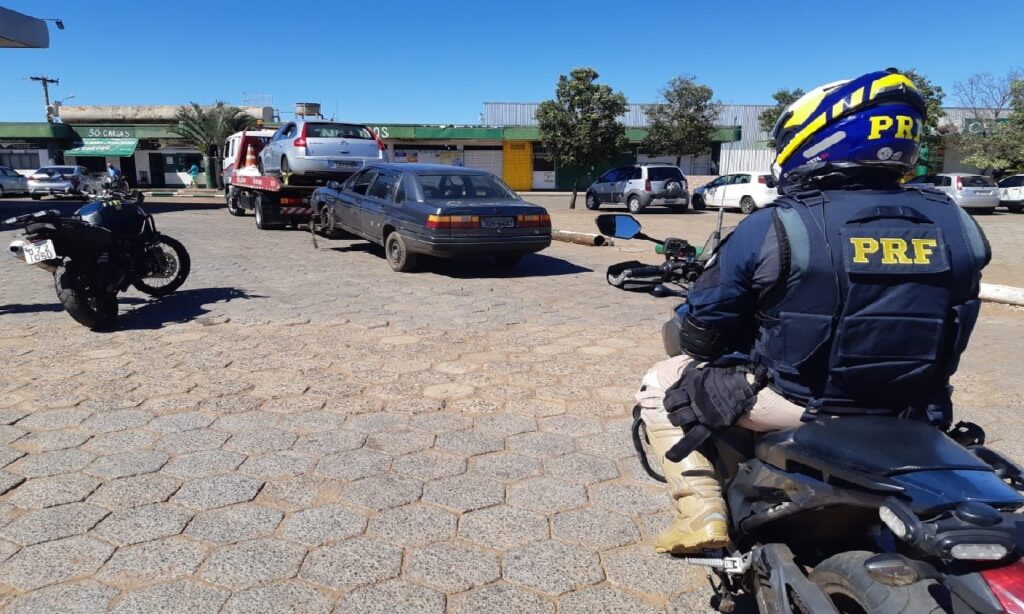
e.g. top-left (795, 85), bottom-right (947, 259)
top-left (736, 385), bottom-right (805, 432)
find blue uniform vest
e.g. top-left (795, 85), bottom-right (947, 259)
top-left (755, 187), bottom-right (988, 413)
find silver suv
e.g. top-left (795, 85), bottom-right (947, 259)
top-left (585, 163), bottom-right (689, 213)
top-left (259, 120), bottom-right (389, 178)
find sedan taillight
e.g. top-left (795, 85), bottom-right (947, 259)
top-left (956, 176), bottom-right (963, 191)
top-left (516, 214), bottom-right (551, 228)
top-left (293, 124), bottom-right (308, 149)
top-left (427, 215), bottom-right (479, 229)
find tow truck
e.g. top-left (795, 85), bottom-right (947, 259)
top-left (225, 131), bottom-right (328, 230)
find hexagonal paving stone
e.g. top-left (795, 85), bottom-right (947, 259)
top-left (279, 410), bottom-right (346, 434)
top-left (85, 450), bottom-right (169, 480)
top-left (575, 431), bottom-right (636, 460)
top-left (459, 504), bottom-right (549, 550)
top-left (147, 411), bottom-right (214, 433)
top-left (409, 413), bottom-right (473, 433)
top-left (340, 475), bottom-right (422, 510)
top-left (603, 544), bottom-right (705, 596)
top-left (538, 414), bottom-right (604, 436)
top-left (0, 470), bottom-right (25, 495)
top-left (239, 451), bottom-right (315, 480)
top-left (472, 452), bottom-right (543, 482)
top-left (367, 504), bottom-right (456, 547)
top-left (0, 445), bottom-right (25, 467)
top-left (200, 537), bottom-right (307, 590)
top-left (161, 449), bottom-right (246, 479)
top-left (589, 483), bottom-right (668, 516)
top-left (4, 580), bottom-right (118, 614)
top-left (92, 503), bottom-right (192, 546)
top-left (300, 537), bottom-right (402, 591)
top-left (422, 475), bottom-right (504, 512)
top-left (0, 535), bottom-right (115, 591)
top-left (406, 540), bottom-right (501, 592)
top-left (559, 586), bottom-right (664, 614)
top-left (81, 408), bottom-right (153, 433)
top-left (504, 398), bottom-right (565, 418)
top-left (171, 474), bottom-right (263, 510)
top-left (4, 473), bottom-right (100, 509)
top-left (0, 502), bottom-right (109, 546)
top-left (314, 448), bottom-right (391, 481)
top-left (508, 477), bottom-right (587, 514)
top-left (109, 580), bottom-right (229, 614)
top-left (87, 473), bottom-right (181, 510)
top-left (544, 453), bottom-right (620, 485)
top-left (506, 431), bottom-right (575, 459)
top-left (222, 581), bottom-right (334, 614)
top-left (449, 582), bottom-right (555, 614)
top-left (224, 429), bottom-right (297, 454)
top-left (14, 408), bottom-right (91, 431)
top-left (279, 503), bottom-right (367, 546)
top-left (10, 430), bottom-right (89, 453)
top-left (552, 508), bottom-right (641, 551)
top-left (392, 449), bottom-right (467, 480)
top-left (435, 429), bottom-right (505, 456)
top-left (96, 536), bottom-right (207, 585)
top-left (212, 410), bottom-right (281, 433)
top-left (185, 503), bottom-right (283, 544)
top-left (293, 429), bottom-right (366, 455)
top-left (259, 475), bottom-right (336, 510)
top-left (6, 448), bottom-right (94, 478)
top-left (339, 579), bottom-right (444, 614)
top-left (474, 413), bottom-right (537, 436)
top-left (81, 430), bottom-right (159, 455)
top-left (505, 540), bottom-right (604, 596)
top-left (344, 412), bottom-right (411, 433)
top-left (365, 428), bottom-right (435, 456)
top-left (155, 429), bottom-right (229, 454)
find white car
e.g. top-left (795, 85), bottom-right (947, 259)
top-left (692, 171), bottom-right (779, 214)
top-left (997, 174), bottom-right (1024, 213)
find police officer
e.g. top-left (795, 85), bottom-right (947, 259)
top-left (636, 69), bottom-right (991, 554)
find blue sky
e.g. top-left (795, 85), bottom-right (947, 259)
top-left (1, 0), bottom-right (1022, 124)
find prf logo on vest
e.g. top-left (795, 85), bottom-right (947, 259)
top-left (841, 228), bottom-right (950, 274)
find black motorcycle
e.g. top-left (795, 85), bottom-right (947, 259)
top-left (598, 213), bottom-right (1024, 613)
top-left (5, 191), bottom-right (189, 329)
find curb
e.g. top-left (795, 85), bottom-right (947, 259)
top-left (143, 192), bottom-right (220, 198)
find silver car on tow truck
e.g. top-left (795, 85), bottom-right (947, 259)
top-left (259, 120), bottom-right (388, 178)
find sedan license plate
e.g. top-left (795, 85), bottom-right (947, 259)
top-left (481, 217), bottom-right (515, 229)
top-left (331, 161), bottom-right (358, 169)
top-left (23, 239), bottom-right (56, 264)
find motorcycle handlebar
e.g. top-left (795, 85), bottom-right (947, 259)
top-left (626, 265), bottom-right (665, 277)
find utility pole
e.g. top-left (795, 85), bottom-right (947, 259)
top-left (29, 75), bottom-right (59, 122)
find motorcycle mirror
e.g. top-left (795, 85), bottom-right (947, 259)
top-left (595, 214), bottom-right (642, 239)
top-left (651, 284), bottom-right (673, 297)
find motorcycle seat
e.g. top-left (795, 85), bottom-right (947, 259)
top-left (755, 416), bottom-right (991, 477)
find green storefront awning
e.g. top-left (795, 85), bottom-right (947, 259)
top-left (65, 138), bottom-right (139, 157)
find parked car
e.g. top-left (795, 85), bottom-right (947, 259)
top-left (27, 166), bottom-right (104, 200)
top-left (0, 166), bottom-right (29, 197)
top-left (222, 128), bottom-right (275, 201)
top-left (585, 163), bottom-right (689, 213)
top-left (905, 173), bottom-right (999, 213)
top-left (312, 164), bottom-right (551, 272)
top-left (259, 120), bottom-right (388, 178)
top-left (691, 172), bottom-right (778, 214)
top-left (997, 174), bottom-right (1024, 213)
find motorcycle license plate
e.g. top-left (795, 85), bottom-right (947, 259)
top-left (23, 239), bottom-right (56, 264)
top-left (481, 217), bottom-right (515, 228)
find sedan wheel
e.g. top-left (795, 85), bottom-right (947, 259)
top-left (691, 195), bottom-right (706, 211)
top-left (385, 232), bottom-right (418, 272)
top-left (585, 192), bottom-right (600, 210)
top-left (627, 196), bottom-right (643, 214)
top-left (740, 196), bottom-right (757, 215)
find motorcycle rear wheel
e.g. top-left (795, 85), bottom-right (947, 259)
top-left (133, 235), bottom-right (191, 297)
top-left (809, 551), bottom-right (950, 614)
top-left (55, 262), bottom-right (118, 330)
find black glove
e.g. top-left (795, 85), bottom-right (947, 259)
top-left (662, 364), bottom-right (762, 462)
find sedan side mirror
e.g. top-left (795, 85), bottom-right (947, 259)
top-left (596, 213), bottom-right (642, 239)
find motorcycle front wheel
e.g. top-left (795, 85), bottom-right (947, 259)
top-left (55, 261), bottom-right (118, 330)
top-left (809, 551), bottom-right (950, 614)
top-left (133, 235), bottom-right (190, 297)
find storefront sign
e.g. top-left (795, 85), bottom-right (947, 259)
top-left (82, 126), bottom-right (136, 138)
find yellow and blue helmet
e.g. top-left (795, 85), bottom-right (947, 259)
top-left (772, 69), bottom-right (927, 187)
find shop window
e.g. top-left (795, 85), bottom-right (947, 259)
top-left (0, 152), bottom-right (41, 170)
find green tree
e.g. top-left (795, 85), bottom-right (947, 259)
top-left (901, 69), bottom-right (947, 173)
top-left (536, 67), bottom-right (628, 208)
top-left (169, 102), bottom-right (257, 189)
top-left (960, 79), bottom-right (1024, 176)
top-left (641, 75), bottom-right (721, 169)
top-left (758, 88), bottom-right (805, 135)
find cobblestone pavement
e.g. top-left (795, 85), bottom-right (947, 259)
top-left (0, 197), bottom-right (1021, 613)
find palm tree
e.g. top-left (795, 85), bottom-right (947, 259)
top-left (169, 102), bottom-right (257, 189)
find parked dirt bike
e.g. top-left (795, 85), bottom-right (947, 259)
top-left (596, 211), bottom-right (728, 299)
top-left (5, 189), bottom-right (189, 329)
top-left (598, 215), bottom-right (1024, 612)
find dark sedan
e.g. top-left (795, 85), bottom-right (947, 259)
top-left (312, 163), bottom-right (551, 272)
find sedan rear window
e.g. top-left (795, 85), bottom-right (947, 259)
top-left (306, 124), bottom-right (372, 139)
top-left (961, 175), bottom-right (997, 187)
top-left (418, 174), bottom-right (518, 200)
top-left (647, 167), bottom-right (684, 181)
